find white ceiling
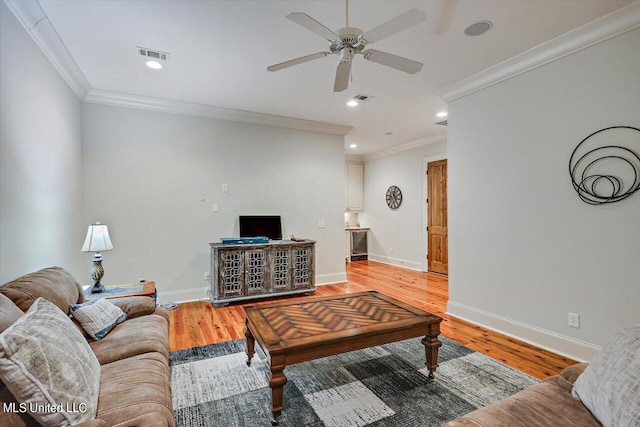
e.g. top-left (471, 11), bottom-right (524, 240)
top-left (34, 0), bottom-right (634, 155)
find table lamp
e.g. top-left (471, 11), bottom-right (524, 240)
top-left (81, 221), bottom-right (113, 293)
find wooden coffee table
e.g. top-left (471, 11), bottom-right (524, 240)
top-left (244, 291), bottom-right (443, 424)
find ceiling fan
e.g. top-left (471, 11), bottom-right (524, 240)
top-left (267, 0), bottom-right (426, 92)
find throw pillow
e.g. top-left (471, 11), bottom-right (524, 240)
top-left (69, 298), bottom-right (127, 340)
top-left (0, 297), bottom-right (100, 426)
top-left (572, 323), bottom-right (640, 427)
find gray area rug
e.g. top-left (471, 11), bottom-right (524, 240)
top-left (170, 337), bottom-right (537, 427)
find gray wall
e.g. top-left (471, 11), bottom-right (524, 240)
top-left (0, 2), bottom-right (83, 283)
top-left (447, 28), bottom-right (640, 360)
top-left (82, 103), bottom-right (346, 302)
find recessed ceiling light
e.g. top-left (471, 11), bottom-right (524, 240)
top-left (346, 100), bottom-right (359, 107)
top-left (145, 60), bottom-right (163, 70)
top-left (349, 144), bottom-right (357, 149)
top-left (437, 111), bottom-right (448, 118)
top-left (465, 20), bottom-right (493, 36)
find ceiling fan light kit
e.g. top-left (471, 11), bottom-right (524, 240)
top-left (267, 1), bottom-right (426, 92)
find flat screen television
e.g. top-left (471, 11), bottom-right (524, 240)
top-left (239, 215), bottom-right (282, 240)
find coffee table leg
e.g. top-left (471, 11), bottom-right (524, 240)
top-left (421, 322), bottom-right (443, 379)
top-left (267, 355), bottom-right (287, 425)
top-left (245, 323), bottom-right (255, 367)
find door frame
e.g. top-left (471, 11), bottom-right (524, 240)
top-left (422, 154), bottom-right (448, 272)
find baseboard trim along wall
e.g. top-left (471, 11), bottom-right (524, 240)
top-left (368, 255), bottom-right (423, 272)
top-left (158, 286), bottom-right (209, 304)
top-left (447, 300), bottom-right (602, 362)
top-left (316, 272), bottom-right (348, 286)
top-left (157, 272), bottom-right (348, 304)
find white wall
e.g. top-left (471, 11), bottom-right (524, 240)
top-left (82, 103), bottom-right (346, 302)
top-left (447, 28), bottom-right (640, 360)
top-left (0, 2), bottom-right (83, 283)
top-left (360, 140), bottom-right (447, 270)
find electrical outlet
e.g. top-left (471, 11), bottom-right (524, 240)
top-left (204, 272), bottom-right (211, 281)
top-left (568, 312), bottom-right (580, 328)
top-left (212, 203), bottom-right (219, 212)
top-left (318, 220), bottom-right (326, 228)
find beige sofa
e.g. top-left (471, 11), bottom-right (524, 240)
top-left (0, 267), bottom-right (174, 427)
top-left (443, 362), bottom-right (601, 426)
top-left (444, 320), bottom-right (640, 426)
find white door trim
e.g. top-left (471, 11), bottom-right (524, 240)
top-left (422, 154), bottom-right (448, 272)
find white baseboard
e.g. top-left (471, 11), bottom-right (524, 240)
top-left (447, 300), bottom-right (602, 362)
top-left (158, 286), bottom-right (208, 304)
top-left (157, 271), bottom-right (347, 303)
top-left (368, 254), bottom-right (423, 271)
top-left (316, 272), bottom-right (347, 285)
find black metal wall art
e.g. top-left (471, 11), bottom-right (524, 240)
top-left (569, 126), bottom-right (640, 205)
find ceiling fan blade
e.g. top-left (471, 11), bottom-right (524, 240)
top-left (362, 49), bottom-right (423, 74)
top-left (267, 52), bottom-right (330, 72)
top-left (286, 13), bottom-right (340, 41)
top-left (333, 61), bottom-right (351, 92)
top-left (360, 8), bottom-right (426, 44)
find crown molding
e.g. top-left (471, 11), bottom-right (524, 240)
top-left (437, 1), bottom-right (640, 103)
top-left (5, 0), bottom-right (349, 137)
top-left (344, 154), bottom-right (364, 163)
top-left (364, 134), bottom-right (446, 162)
top-left (4, 0), bottom-right (90, 99)
top-left (84, 89), bottom-right (352, 136)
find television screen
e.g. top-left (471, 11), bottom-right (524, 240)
top-left (239, 216), bottom-right (282, 240)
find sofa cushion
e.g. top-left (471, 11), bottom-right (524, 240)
top-left (70, 298), bottom-right (127, 340)
top-left (572, 323), bottom-right (640, 427)
top-left (445, 379), bottom-right (601, 427)
top-left (0, 298), bottom-right (100, 426)
top-left (90, 314), bottom-right (169, 365)
top-left (109, 296), bottom-right (156, 319)
top-left (0, 382), bottom-right (39, 427)
top-left (0, 267), bottom-right (84, 314)
top-left (97, 352), bottom-right (174, 427)
top-left (0, 294), bottom-right (23, 334)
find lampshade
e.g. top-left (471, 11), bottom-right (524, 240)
top-left (81, 222), bottom-right (114, 252)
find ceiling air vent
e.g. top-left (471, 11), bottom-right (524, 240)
top-left (436, 120), bottom-right (448, 126)
top-left (353, 94), bottom-right (374, 102)
top-left (138, 47), bottom-right (170, 62)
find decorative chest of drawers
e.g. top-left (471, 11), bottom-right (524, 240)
top-left (209, 240), bottom-right (316, 307)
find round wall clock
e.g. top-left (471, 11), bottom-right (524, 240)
top-left (386, 185), bottom-right (402, 209)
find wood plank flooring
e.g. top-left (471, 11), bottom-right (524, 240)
top-left (167, 260), bottom-right (577, 380)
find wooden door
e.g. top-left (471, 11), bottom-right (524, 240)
top-left (428, 159), bottom-right (448, 275)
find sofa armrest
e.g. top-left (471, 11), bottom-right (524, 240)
top-left (557, 362), bottom-right (589, 392)
top-left (109, 296), bottom-right (156, 319)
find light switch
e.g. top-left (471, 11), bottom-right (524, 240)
top-left (318, 220), bottom-right (326, 229)
top-left (222, 184), bottom-right (228, 193)
top-left (212, 203), bottom-right (219, 212)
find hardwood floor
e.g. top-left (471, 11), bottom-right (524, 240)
top-left (168, 260), bottom-right (577, 380)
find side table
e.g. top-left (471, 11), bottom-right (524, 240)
top-left (84, 281), bottom-right (156, 302)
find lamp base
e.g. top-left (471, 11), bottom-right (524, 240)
top-left (91, 281), bottom-right (105, 293)
top-left (89, 254), bottom-right (106, 293)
